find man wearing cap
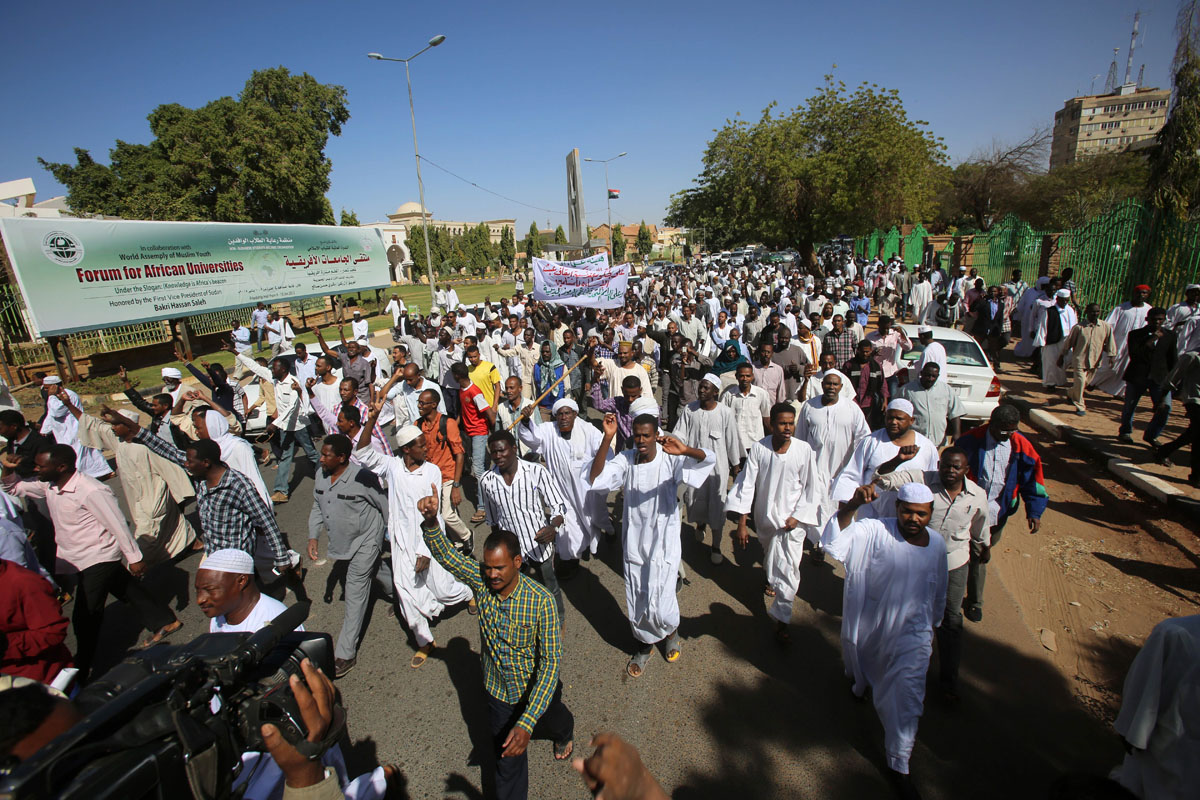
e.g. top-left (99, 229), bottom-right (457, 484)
top-left (725, 402), bottom-right (820, 642)
top-left (1058, 302), bottom-right (1116, 416)
top-left (721, 364), bottom-right (772, 456)
top-left (308, 434), bottom-right (394, 677)
top-left (1034, 289), bottom-right (1078, 390)
top-left (38, 377), bottom-right (112, 480)
top-left (872, 447), bottom-right (987, 704)
top-left (1013, 276), bottom-right (1051, 360)
top-left (590, 340), bottom-right (652, 401)
top-left (349, 309), bottom-right (369, 342)
top-left (1118, 307), bottom-right (1177, 446)
top-left (672, 374), bottom-right (743, 564)
top-left (314, 326), bottom-right (375, 407)
top-left (823, 481), bottom-right (947, 794)
top-left (909, 273), bottom-right (934, 325)
top-left (913, 328), bottom-right (947, 385)
top-left (832, 399), bottom-right (939, 520)
top-left (898, 362), bottom-right (964, 445)
top-left (589, 405), bottom-right (715, 677)
top-left (353, 414), bottom-right (475, 668)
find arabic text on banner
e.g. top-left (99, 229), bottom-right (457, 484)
top-left (0, 218), bottom-right (391, 337)
top-left (531, 253), bottom-right (629, 309)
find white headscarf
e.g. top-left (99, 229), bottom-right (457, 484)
top-left (204, 409), bottom-right (269, 504)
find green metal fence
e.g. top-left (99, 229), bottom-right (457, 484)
top-left (903, 224), bottom-right (927, 268)
top-left (853, 200), bottom-right (1200, 310)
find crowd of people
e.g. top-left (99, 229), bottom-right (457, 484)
top-left (0, 248), bottom-right (1197, 799)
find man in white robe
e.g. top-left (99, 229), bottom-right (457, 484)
top-left (1013, 277), bottom-right (1050, 358)
top-left (671, 373), bottom-right (743, 564)
top-left (1110, 614), bottom-right (1200, 799)
top-left (589, 405), bottom-right (714, 678)
top-left (822, 483), bottom-right (947, 791)
top-left (1165, 283), bottom-right (1200, 355)
top-left (832, 399), bottom-right (939, 520)
top-left (795, 370), bottom-right (871, 544)
top-left (39, 377), bottom-right (111, 479)
top-left (912, 328), bottom-right (947, 385)
top-left (517, 397), bottom-right (608, 566)
top-left (59, 393), bottom-right (195, 564)
top-left (1034, 289), bottom-right (1078, 389)
top-left (725, 402), bottom-right (821, 642)
top-left (354, 419), bottom-right (474, 668)
top-left (1092, 285), bottom-right (1153, 396)
top-left (909, 275), bottom-right (934, 324)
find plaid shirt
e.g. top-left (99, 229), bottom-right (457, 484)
top-left (423, 519), bottom-right (560, 733)
top-left (133, 430), bottom-right (290, 567)
top-left (821, 328), bottom-right (859, 366)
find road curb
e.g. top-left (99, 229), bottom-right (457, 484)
top-left (1002, 395), bottom-right (1200, 528)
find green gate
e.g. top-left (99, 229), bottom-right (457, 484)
top-left (881, 226), bottom-right (901, 261)
top-left (903, 224), bottom-right (927, 268)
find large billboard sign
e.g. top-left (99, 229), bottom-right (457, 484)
top-left (0, 218), bottom-right (390, 336)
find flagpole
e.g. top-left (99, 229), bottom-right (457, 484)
top-left (584, 152), bottom-right (626, 261)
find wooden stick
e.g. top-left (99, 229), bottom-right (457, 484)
top-left (506, 356), bottom-right (589, 431)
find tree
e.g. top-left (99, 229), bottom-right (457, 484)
top-left (611, 224), bottom-right (627, 262)
top-left (666, 76), bottom-right (945, 262)
top-left (524, 222), bottom-right (542, 265)
top-left (1014, 151), bottom-right (1149, 229)
top-left (937, 128), bottom-right (1050, 231)
top-left (636, 221), bottom-right (654, 261)
top-left (339, 208), bottom-right (360, 226)
top-left (498, 225), bottom-right (516, 267)
top-left (554, 225), bottom-right (568, 245)
top-left (40, 67), bottom-right (349, 224)
top-left (1148, 1), bottom-right (1200, 219)
top-left (465, 222), bottom-right (494, 276)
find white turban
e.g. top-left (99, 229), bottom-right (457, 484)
top-left (1187, 283), bottom-right (1200, 291)
top-left (552, 397), bottom-right (578, 415)
top-left (199, 548), bottom-right (254, 574)
top-left (394, 425), bottom-right (422, 449)
top-left (887, 398), bottom-right (915, 416)
top-left (161, 367), bottom-right (182, 380)
top-left (897, 483), bottom-right (935, 505)
top-left (42, 376), bottom-right (62, 385)
top-left (700, 373), bottom-right (721, 389)
top-left (629, 397), bottom-right (660, 418)
top-left (1055, 289), bottom-right (1071, 298)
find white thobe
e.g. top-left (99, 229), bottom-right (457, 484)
top-left (1012, 287), bottom-right (1044, 357)
top-left (592, 445), bottom-right (715, 643)
top-left (1111, 614), bottom-right (1200, 799)
top-left (353, 450), bottom-right (472, 646)
top-left (41, 389), bottom-right (111, 478)
top-left (914, 341), bottom-right (947, 384)
top-left (724, 437), bottom-right (821, 623)
top-left (720, 384), bottom-right (771, 454)
top-left (1033, 303), bottom-right (1078, 386)
top-left (795, 395), bottom-right (871, 541)
top-left (518, 419), bottom-right (609, 559)
top-left (671, 402), bottom-right (743, 535)
top-left (821, 516), bottom-right (947, 774)
top-left (384, 298), bottom-right (406, 327)
top-left (831, 429), bottom-right (939, 518)
top-left (1092, 302), bottom-right (1151, 396)
top-left (909, 282), bottom-right (933, 320)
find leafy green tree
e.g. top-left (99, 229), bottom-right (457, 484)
top-left (339, 208), bottom-right (360, 226)
top-left (666, 75), bottom-right (945, 262)
top-left (1014, 152), bottom-right (1148, 229)
top-left (41, 67), bottom-right (349, 224)
top-left (498, 225), bottom-right (516, 266)
top-left (524, 222), bottom-right (542, 265)
top-left (636, 221), bottom-right (654, 261)
top-left (1148, 1), bottom-right (1200, 219)
top-left (465, 222), bottom-right (493, 276)
top-left (611, 224), bottom-right (627, 262)
top-left (554, 225), bottom-right (568, 245)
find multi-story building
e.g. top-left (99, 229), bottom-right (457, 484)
top-left (1050, 85), bottom-right (1170, 169)
top-left (360, 201), bottom-right (517, 280)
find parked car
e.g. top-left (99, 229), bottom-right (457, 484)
top-left (895, 324), bottom-right (1003, 423)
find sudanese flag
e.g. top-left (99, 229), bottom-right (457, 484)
top-left (608, 189), bottom-right (620, 199)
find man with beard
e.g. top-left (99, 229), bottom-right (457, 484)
top-left (832, 399), bottom-right (939, 520)
top-left (795, 370), bottom-right (870, 545)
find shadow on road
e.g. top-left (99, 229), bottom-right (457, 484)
top-left (435, 635), bottom-right (496, 798)
top-left (1093, 551), bottom-right (1200, 606)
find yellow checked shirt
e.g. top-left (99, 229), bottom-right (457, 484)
top-left (422, 520), bottom-right (561, 733)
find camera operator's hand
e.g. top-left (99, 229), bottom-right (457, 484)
top-left (261, 658), bottom-right (334, 789)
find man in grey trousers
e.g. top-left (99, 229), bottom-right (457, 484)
top-left (308, 433), bottom-right (395, 678)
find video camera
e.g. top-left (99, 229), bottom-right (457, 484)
top-left (0, 601), bottom-right (343, 800)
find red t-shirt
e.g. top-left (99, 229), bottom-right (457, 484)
top-left (459, 383), bottom-right (491, 436)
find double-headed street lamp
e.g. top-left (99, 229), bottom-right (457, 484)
top-left (583, 152), bottom-right (626, 262)
top-left (368, 35), bottom-right (446, 311)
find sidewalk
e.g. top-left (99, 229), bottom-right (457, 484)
top-left (995, 356), bottom-right (1199, 521)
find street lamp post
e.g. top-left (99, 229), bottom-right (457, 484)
top-left (583, 152), bottom-right (626, 263)
top-left (368, 35), bottom-right (446, 312)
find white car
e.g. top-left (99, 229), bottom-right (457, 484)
top-left (895, 324), bottom-right (1003, 422)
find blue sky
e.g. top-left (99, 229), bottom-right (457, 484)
top-left (2, 0), bottom-right (1174, 234)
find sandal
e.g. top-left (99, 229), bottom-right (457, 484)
top-left (136, 620), bottom-right (183, 650)
top-left (467, 598), bottom-right (478, 615)
top-left (764, 584), bottom-right (776, 598)
top-left (410, 643), bottom-right (435, 668)
top-left (626, 647), bottom-right (652, 678)
top-left (470, 510), bottom-right (486, 524)
top-left (664, 632), bottom-right (681, 663)
top-left (554, 740), bottom-right (574, 760)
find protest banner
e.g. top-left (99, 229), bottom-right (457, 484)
top-left (0, 218), bottom-right (391, 337)
top-left (531, 252), bottom-right (629, 309)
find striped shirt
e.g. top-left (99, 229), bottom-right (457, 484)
top-left (479, 459), bottom-right (567, 563)
top-left (422, 519), bottom-right (560, 733)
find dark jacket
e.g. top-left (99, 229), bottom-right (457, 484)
top-left (1123, 326), bottom-right (1177, 385)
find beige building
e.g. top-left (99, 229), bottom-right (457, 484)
top-left (385, 201), bottom-right (515, 245)
top-left (1050, 85), bottom-right (1170, 169)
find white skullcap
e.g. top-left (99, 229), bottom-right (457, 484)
top-left (356, 336), bottom-right (369, 345)
top-left (353, 309), bottom-right (362, 315)
top-left (796, 316), bottom-right (811, 329)
top-left (629, 397), bottom-right (660, 418)
top-left (1055, 289), bottom-right (1071, 298)
top-left (552, 397), bottom-right (578, 415)
top-left (161, 367), bottom-right (182, 379)
top-left (199, 548), bottom-right (254, 574)
top-left (896, 483), bottom-right (935, 505)
top-left (700, 373), bottom-right (721, 389)
top-left (1035, 276), bottom-right (1049, 287)
top-left (113, 409), bottom-right (139, 425)
top-left (1187, 283), bottom-right (1200, 291)
top-left (917, 325), bottom-right (932, 335)
top-left (394, 425), bottom-right (422, 449)
top-left (958, 265), bottom-right (967, 270)
top-left (42, 376), bottom-right (62, 385)
top-left (887, 398), bottom-right (915, 415)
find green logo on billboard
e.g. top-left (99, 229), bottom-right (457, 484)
top-left (41, 230), bottom-right (85, 266)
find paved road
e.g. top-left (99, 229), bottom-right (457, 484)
top-left (77, 426), bottom-right (1123, 800)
